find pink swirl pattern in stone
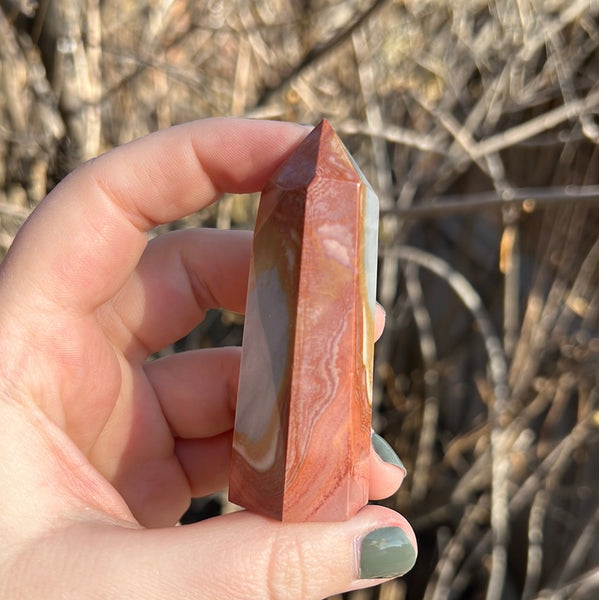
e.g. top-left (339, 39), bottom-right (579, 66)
top-left (228, 119), bottom-right (379, 521)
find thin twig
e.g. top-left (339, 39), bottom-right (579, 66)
top-left (557, 504), bottom-right (599, 587)
top-left (522, 489), bottom-right (549, 600)
top-left (535, 567), bottom-right (599, 600)
top-left (386, 246), bottom-right (510, 600)
top-left (335, 119), bottom-right (445, 154)
top-left (255, 0), bottom-right (389, 106)
top-left (473, 86), bottom-right (599, 159)
top-left (381, 185), bottom-right (599, 219)
top-left (402, 261), bottom-right (439, 502)
top-left (453, 408), bottom-right (596, 595)
top-left (0, 201), bottom-right (30, 219)
top-left (425, 495), bottom-right (491, 600)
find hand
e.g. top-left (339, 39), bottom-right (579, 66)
top-left (0, 118), bottom-right (416, 599)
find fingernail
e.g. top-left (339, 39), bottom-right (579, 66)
top-left (372, 433), bottom-right (406, 475)
top-left (359, 527), bottom-right (417, 579)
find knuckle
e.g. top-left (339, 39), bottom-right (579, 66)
top-left (265, 529), bottom-right (311, 600)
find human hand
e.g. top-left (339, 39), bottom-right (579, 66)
top-left (0, 118), bottom-right (416, 599)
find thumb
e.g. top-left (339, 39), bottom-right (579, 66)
top-left (19, 506), bottom-right (417, 599)
top-left (165, 507), bottom-right (417, 599)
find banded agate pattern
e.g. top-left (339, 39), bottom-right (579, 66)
top-left (229, 120), bottom-right (379, 522)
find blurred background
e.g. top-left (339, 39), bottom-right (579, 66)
top-left (1, 0), bottom-right (599, 598)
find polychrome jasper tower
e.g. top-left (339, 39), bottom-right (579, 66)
top-left (229, 119), bottom-right (379, 522)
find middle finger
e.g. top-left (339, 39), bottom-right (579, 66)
top-left (100, 228), bottom-right (252, 361)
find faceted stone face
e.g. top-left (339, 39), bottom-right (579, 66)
top-left (228, 119), bottom-right (379, 522)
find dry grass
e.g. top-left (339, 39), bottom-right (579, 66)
top-left (1, 0), bottom-right (599, 598)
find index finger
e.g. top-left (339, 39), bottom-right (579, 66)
top-left (1, 119), bottom-right (311, 313)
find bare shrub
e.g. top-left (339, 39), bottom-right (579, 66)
top-left (1, 1), bottom-right (598, 598)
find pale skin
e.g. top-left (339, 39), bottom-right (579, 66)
top-left (0, 119), bottom-right (416, 599)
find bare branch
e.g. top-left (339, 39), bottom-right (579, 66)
top-left (384, 185), bottom-right (599, 219)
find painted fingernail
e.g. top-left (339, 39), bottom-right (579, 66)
top-left (372, 433), bottom-right (406, 475)
top-left (359, 527), bottom-right (417, 579)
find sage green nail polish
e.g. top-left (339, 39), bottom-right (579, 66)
top-left (372, 433), bottom-right (406, 474)
top-left (359, 527), bottom-right (416, 579)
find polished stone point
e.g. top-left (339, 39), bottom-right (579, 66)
top-left (228, 119), bottom-right (379, 522)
